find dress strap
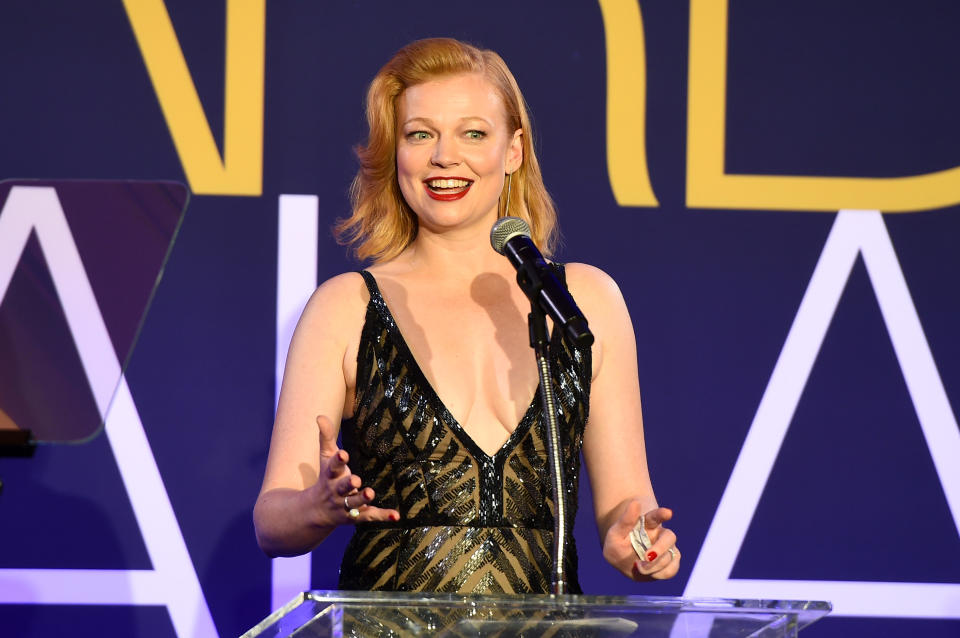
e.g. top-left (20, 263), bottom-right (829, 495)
top-left (357, 269), bottom-right (382, 300)
top-left (551, 262), bottom-right (567, 286)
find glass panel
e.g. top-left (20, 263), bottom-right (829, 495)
top-left (0, 179), bottom-right (188, 444)
top-left (242, 591), bottom-right (832, 638)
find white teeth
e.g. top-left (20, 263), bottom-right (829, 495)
top-left (427, 178), bottom-right (470, 189)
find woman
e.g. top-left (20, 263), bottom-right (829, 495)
top-left (253, 38), bottom-right (679, 594)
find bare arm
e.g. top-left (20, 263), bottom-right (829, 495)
top-left (253, 273), bottom-right (398, 557)
top-left (568, 264), bottom-right (680, 580)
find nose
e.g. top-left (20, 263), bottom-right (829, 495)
top-left (430, 136), bottom-right (460, 168)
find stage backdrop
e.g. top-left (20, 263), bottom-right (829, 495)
top-left (1, 1), bottom-right (959, 636)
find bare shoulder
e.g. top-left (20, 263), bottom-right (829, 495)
top-left (296, 271), bottom-right (370, 341)
top-left (563, 262), bottom-right (627, 312)
top-left (280, 271), bottom-right (370, 415)
top-left (311, 270), bottom-right (368, 302)
top-left (563, 263), bottom-right (635, 380)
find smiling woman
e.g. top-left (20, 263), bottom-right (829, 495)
top-left (336, 38), bottom-right (557, 263)
top-left (253, 37), bottom-right (679, 595)
top-left (394, 73), bottom-right (522, 237)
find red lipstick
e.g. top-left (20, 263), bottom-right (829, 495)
top-left (423, 177), bottom-right (473, 201)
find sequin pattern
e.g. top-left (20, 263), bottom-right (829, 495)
top-left (339, 268), bottom-right (591, 594)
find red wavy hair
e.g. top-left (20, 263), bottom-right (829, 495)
top-left (336, 38), bottom-right (558, 262)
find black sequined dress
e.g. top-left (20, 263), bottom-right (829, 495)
top-left (339, 268), bottom-right (591, 594)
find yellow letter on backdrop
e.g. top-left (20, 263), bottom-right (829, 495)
top-left (123, 0), bottom-right (265, 196)
top-left (687, 0), bottom-right (960, 213)
top-left (598, 0), bottom-right (659, 207)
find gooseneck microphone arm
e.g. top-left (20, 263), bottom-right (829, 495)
top-left (527, 300), bottom-right (569, 595)
top-left (491, 219), bottom-right (594, 349)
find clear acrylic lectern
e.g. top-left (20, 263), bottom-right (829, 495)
top-left (242, 590), bottom-right (830, 637)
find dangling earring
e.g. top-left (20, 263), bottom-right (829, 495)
top-left (501, 172), bottom-right (513, 218)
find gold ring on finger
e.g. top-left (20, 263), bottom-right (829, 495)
top-left (667, 547), bottom-right (678, 560)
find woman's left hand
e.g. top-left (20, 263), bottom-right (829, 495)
top-left (603, 500), bottom-right (680, 581)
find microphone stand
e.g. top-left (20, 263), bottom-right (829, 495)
top-left (527, 301), bottom-right (568, 595)
top-left (494, 217), bottom-right (589, 596)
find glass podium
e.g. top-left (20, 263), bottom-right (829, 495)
top-left (242, 590), bottom-right (831, 637)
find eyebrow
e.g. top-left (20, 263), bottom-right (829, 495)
top-left (401, 115), bottom-right (495, 127)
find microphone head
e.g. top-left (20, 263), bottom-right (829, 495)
top-left (490, 216), bottom-right (531, 255)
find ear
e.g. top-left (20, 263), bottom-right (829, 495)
top-left (505, 129), bottom-right (523, 174)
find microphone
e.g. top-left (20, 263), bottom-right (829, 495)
top-left (490, 217), bottom-right (594, 348)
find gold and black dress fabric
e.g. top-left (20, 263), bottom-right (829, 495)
top-left (338, 268), bottom-right (591, 594)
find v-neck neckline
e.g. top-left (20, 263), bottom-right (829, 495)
top-left (361, 270), bottom-right (544, 462)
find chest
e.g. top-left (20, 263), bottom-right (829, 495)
top-left (375, 277), bottom-right (546, 454)
top-left (400, 286), bottom-right (537, 384)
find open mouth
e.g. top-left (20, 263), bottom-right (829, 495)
top-left (423, 177), bottom-right (473, 201)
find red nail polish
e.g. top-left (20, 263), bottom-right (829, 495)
top-left (647, 551), bottom-right (657, 562)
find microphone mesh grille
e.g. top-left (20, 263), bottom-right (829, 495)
top-left (490, 216), bottom-right (531, 255)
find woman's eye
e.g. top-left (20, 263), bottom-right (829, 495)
top-left (465, 130), bottom-right (487, 140)
top-left (406, 131), bottom-right (431, 141)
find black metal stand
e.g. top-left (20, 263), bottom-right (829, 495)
top-left (527, 303), bottom-right (568, 595)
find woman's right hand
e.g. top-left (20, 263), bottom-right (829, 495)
top-left (313, 415), bottom-right (400, 526)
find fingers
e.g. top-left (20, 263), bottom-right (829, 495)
top-left (643, 526), bottom-right (676, 563)
top-left (643, 506), bottom-right (673, 529)
top-left (318, 416), bottom-right (353, 485)
top-left (641, 505), bottom-right (673, 551)
top-left (353, 506), bottom-right (402, 524)
top-left (603, 499), bottom-right (648, 577)
top-left (610, 498), bottom-right (645, 536)
top-left (604, 503), bottom-right (679, 581)
top-left (342, 486), bottom-right (376, 508)
top-left (340, 487), bottom-right (400, 524)
top-left (326, 448), bottom-right (349, 478)
top-left (334, 472), bottom-right (361, 496)
top-left (316, 414), bottom-right (340, 456)
top-left (635, 546), bottom-right (680, 580)
top-left (633, 526), bottom-right (680, 580)
top-left (309, 417), bottom-right (403, 527)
